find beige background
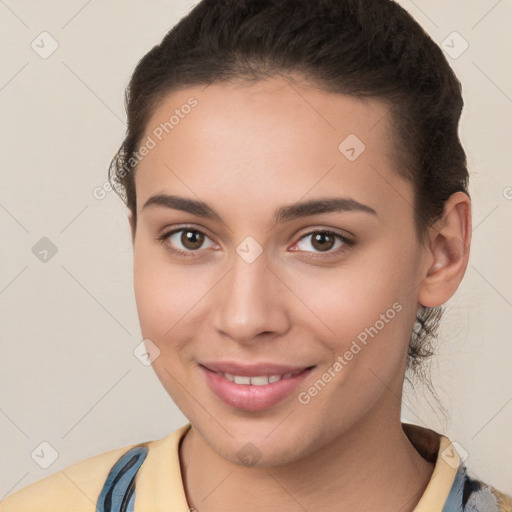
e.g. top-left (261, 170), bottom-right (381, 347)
top-left (1, 0), bottom-right (511, 500)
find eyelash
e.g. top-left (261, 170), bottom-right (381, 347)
top-left (155, 225), bottom-right (355, 260)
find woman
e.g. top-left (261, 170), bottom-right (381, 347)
top-left (1, 0), bottom-right (510, 510)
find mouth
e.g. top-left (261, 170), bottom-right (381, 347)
top-left (199, 363), bottom-right (315, 411)
top-left (200, 360), bottom-right (314, 377)
top-left (204, 367), bottom-right (310, 385)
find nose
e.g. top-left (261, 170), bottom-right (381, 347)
top-left (212, 249), bottom-right (291, 344)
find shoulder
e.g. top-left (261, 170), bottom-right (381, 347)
top-left (0, 441), bottom-right (146, 512)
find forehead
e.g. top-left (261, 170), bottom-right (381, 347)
top-left (134, 77), bottom-right (413, 224)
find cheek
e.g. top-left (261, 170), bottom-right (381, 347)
top-left (132, 243), bottom-right (212, 354)
top-left (298, 276), bottom-right (411, 419)
top-left (132, 247), bottom-right (201, 408)
top-left (288, 249), bottom-right (411, 340)
top-left (133, 243), bottom-right (185, 340)
top-left (287, 239), bottom-right (417, 383)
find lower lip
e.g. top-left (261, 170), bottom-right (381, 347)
top-left (201, 365), bottom-right (314, 412)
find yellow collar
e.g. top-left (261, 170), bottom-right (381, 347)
top-left (134, 422), bottom-right (458, 512)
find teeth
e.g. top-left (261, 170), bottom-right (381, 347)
top-left (233, 375), bottom-right (251, 385)
top-left (220, 371), bottom-right (302, 385)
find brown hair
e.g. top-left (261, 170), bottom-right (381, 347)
top-left (108, 0), bottom-right (469, 397)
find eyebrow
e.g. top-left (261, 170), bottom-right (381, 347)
top-left (141, 194), bottom-right (378, 224)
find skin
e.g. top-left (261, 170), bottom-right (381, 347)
top-left (128, 76), bottom-right (471, 512)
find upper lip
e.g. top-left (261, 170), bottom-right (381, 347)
top-left (200, 361), bottom-right (313, 377)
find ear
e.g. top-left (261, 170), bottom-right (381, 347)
top-left (127, 208), bottom-right (136, 245)
top-left (417, 191), bottom-right (472, 307)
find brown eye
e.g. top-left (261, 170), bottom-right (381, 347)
top-left (180, 230), bottom-right (205, 250)
top-left (293, 230), bottom-right (354, 258)
top-left (159, 227), bottom-right (216, 257)
top-left (310, 232), bottom-right (337, 252)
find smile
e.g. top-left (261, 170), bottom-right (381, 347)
top-left (201, 365), bottom-right (314, 411)
top-left (216, 370), bottom-right (305, 385)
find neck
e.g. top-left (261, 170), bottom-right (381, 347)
top-left (179, 402), bottom-right (435, 512)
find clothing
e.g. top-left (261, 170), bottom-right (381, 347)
top-left (1, 422), bottom-right (510, 511)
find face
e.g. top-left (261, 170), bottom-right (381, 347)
top-left (130, 77), bottom-right (430, 466)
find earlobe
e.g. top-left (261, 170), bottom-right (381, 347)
top-left (418, 191), bottom-right (472, 307)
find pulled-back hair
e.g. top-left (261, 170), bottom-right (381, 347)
top-left (109, 0), bottom-right (469, 397)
